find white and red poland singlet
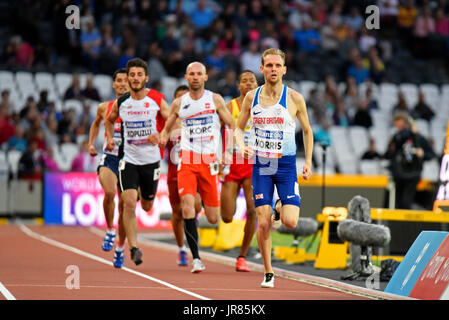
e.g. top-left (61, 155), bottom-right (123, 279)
top-left (178, 90), bottom-right (221, 159)
top-left (103, 100), bottom-right (122, 156)
top-left (118, 89), bottom-right (165, 165)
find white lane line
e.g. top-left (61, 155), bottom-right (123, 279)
top-left (19, 224), bottom-right (210, 300)
top-left (0, 282), bottom-right (16, 300)
top-left (130, 231), bottom-right (410, 300)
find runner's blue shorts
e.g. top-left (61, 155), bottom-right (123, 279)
top-left (97, 153), bottom-right (120, 178)
top-left (252, 155), bottom-right (301, 208)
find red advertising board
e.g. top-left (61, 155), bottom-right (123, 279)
top-left (409, 235), bottom-right (449, 299)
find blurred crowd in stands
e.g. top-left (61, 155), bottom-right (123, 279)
top-left (0, 0), bottom-right (448, 186)
top-left (1, 0), bottom-right (449, 80)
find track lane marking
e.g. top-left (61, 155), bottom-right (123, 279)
top-left (108, 228), bottom-right (410, 300)
top-left (0, 282), bottom-right (16, 300)
top-left (19, 224), bottom-right (210, 300)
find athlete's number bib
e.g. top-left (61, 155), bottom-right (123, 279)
top-left (253, 127), bottom-right (283, 158)
top-left (125, 120), bottom-right (152, 146)
top-left (118, 159), bottom-right (126, 171)
top-left (185, 116), bottom-right (214, 143)
top-left (153, 167), bottom-right (160, 181)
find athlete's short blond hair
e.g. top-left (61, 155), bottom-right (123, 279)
top-left (261, 48), bottom-right (286, 66)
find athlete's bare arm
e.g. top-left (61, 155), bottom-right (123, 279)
top-left (221, 101), bottom-right (234, 164)
top-left (235, 89), bottom-right (255, 159)
top-left (293, 90), bottom-right (314, 180)
top-left (88, 102), bottom-right (108, 156)
top-left (159, 97), bottom-right (181, 147)
top-left (159, 98), bottom-right (170, 120)
top-left (148, 98), bottom-right (171, 145)
top-left (214, 93), bottom-right (235, 131)
top-left (104, 100), bottom-right (119, 152)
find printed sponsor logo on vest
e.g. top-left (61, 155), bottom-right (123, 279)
top-left (255, 128), bottom-right (283, 140)
top-left (144, 102), bottom-right (150, 108)
top-left (255, 194), bottom-right (264, 200)
top-left (126, 120), bottom-right (152, 128)
top-left (127, 110), bottom-right (151, 116)
top-left (205, 102), bottom-right (210, 109)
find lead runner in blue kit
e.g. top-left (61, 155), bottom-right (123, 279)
top-left (235, 48), bottom-right (314, 288)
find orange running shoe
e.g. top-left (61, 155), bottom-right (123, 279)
top-left (236, 257), bottom-right (251, 272)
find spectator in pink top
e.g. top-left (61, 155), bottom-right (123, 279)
top-left (42, 145), bottom-right (60, 172)
top-left (413, 7), bottom-right (436, 58)
top-left (10, 36), bottom-right (34, 69)
top-left (71, 140), bottom-right (97, 172)
top-left (435, 8), bottom-right (449, 36)
top-left (414, 7), bottom-right (435, 37)
top-left (217, 29), bottom-right (241, 57)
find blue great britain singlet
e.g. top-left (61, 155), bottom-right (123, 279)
top-left (249, 85), bottom-right (296, 158)
top-left (249, 85), bottom-right (301, 208)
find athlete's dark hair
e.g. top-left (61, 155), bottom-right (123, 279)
top-left (112, 68), bottom-right (127, 81)
top-left (239, 70), bottom-right (257, 83)
top-left (174, 85), bottom-right (189, 98)
top-left (126, 58), bottom-right (148, 75)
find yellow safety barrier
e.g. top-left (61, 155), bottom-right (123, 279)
top-left (371, 208), bottom-right (449, 222)
top-left (285, 248), bottom-right (307, 264)
top-left (314, 207), bottom-right (349, 269)
top-left (274, 237), bottom-right (319, 264)
top-left (212, 219), bottom-right (246, 251)
top-left (198, 228), bottom-right (218, 248)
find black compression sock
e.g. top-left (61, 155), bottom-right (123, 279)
top-left (184, 218), bottom-right (200, 259)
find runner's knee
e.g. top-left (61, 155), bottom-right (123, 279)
top-left (123, 196), bottom-right (136, 212)
top-left (141, 200), bottom-right (154, 211)
top-left (207, 215), bottom-right (218, 225)
top-left (103, 189), bottom-right (116, 202)
top-left (246, 207), bottom-right (257, 220)
top-left (258, 218), bottom-right (271, 233)
top-left (282, 215), bottom-right (298, 229)
top-left (221, 215), bottom-right (233, 223)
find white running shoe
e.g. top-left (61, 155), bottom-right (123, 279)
top-left (191, 258), bottom-right (206, 273)
top-left (260, 273), bottom-right (275, 288)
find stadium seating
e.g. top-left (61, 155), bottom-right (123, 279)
top-left (6, 149), bottom-right (22, 179)
top-left (93, 74), bottom-right (113, 101)
top-left (35, 72), bottom-right (59, 104)
top-left (299, 80), bottom-right (316, 101)
top-left (15, 71), bottom-right (38, 101)
top-left (359, 159), bottom-right (381, 175)
top-left (422, 159), bottom-right (440, 182)
top-left (54, 72), bottom-right (72, 97)
top-left (399, 83), bottom-right (419, 109)
top-left (414, 119), bottom-right (430, 138)
top-left (60, 142), bottom-right (79, 166)
top-left (63, 99), bottom-right (83, 116)
top-left (0, 70), bottom-right (16, 92)
top-left (419, 83), bottom-right (440, 111)
top-left (161, 76), bottom-right (179, 103)
top-left (348, 126), bottom-right (370, 159)
top-left (2, 70), bottom-right (448, 182)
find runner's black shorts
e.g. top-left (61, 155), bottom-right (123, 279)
top-left (118, 160), bottom-right (160, 201)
